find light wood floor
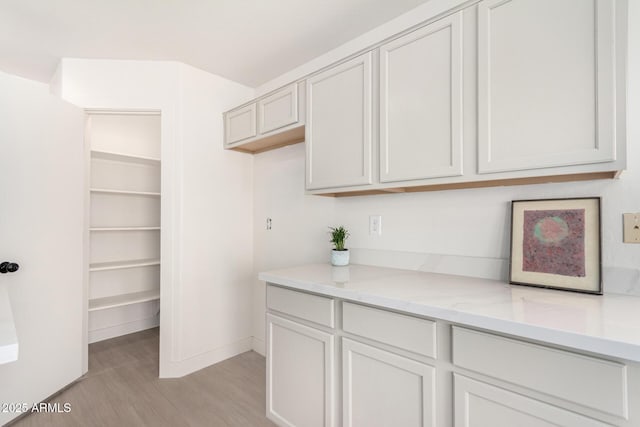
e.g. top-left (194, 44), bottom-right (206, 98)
top-left (10, 328), bottom-right (275, 427)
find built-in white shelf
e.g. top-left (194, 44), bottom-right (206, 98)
top-left (88, 289), bottom-right (160, 312)
top-left (88, 113), bottom-right (161, 343)
top-left (90, 188), bottom-right (161, 197)
top-left (89, 258), bottom-right (160, 272)
top-left (90, 226), bottom-right (160, 232)
top-left (91, 149), bottom-right (160, 165)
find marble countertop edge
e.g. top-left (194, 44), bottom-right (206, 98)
top-left (259, 264), bottom-right (640, 363)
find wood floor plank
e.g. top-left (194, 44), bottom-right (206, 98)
top-left (9, 329), bottom-right (274, 427)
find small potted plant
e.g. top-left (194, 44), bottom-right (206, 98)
top-left (329, 226), bottom-right (350, 266)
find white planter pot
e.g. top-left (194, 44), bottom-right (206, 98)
top-left (331, 249), bottom-right (350, 266)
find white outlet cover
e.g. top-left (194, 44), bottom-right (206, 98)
top-left (369, 215), bottom-right (382, 236)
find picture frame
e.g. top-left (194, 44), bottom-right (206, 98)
top-left (509, 197), bottom-right (602, 295)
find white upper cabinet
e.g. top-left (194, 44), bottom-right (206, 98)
top-left (477, 0), bottom-right (617, 174)
top-left (224, 82), bottom-right (305, 153)
top-left (225, 103), bottom-right (257, 145)
top-left (222, 0), bottom-right (626, 195)
top-left (380, 11), bottom-right (463, 183)
top-left (258, 83), bottom-right (299, 134)
top-left (306, 52), bottom-right (373, 190)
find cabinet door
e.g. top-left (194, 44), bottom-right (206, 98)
top-left (343, 338), bottom-right (435, 427)
top-left (454, 375), bottom-right (612, 427)
top-left (225, 103), bottom-right (257, 145)
top-left (477, 0), bottom-right (616, 173)
top-left (306, 52), bottom-right (373, 190)
top-left (258, 83), bottom-right (299, 135)
top-left (380, 12), bottom-right (463, 183)
top-left (267, 313), bottom-right (335, 427)
top-left (452, 326), bottom-right (628, 418)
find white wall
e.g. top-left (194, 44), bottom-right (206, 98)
top-left (252, 144), bottom-right (335, 352)
top-left (57, 59), bottom-right (255, 377)
top-left (251, 1), bottom-right (640, 353)
top-left (256, 0), bottom-right (474, 96)
top-left (0, 71), bottom-right (85, 425)
top-left (176, 64), bottom-right (254, 368)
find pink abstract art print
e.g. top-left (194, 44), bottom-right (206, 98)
top-left (522, 209), bottom-right (586, 277)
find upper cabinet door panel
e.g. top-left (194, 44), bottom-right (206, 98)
top-left (306, 52), bottom-right (373, 190)
top-left (258, 83), bottom-right (299, 135)
top-left (225, 103), bottom-right (257, 145)
top-left (478, 0), bottom-right (616, 174)
top-left (380, 12), bottom-right (464, 183)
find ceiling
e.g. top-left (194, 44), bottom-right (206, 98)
top-left (0, 0), bottom-right (429, 87)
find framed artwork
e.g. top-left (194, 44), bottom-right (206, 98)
top-left (510, 197), bottom-right (602, 294)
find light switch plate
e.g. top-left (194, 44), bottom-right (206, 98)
top-left (623, 213), bottom-right (640, 243)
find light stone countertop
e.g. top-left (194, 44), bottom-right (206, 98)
top-left (259, 263), bottom-right (640, 362)
top-left (0, 283), bottom-right (18, 364)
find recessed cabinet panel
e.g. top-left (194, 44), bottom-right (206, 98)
top-left (454, 375), bottom-right (612, 427)
top-left (478, 0), bottom-right (616, 173)
top-left (306, 52), bottom-right (373, 190)
top-left (259, 83), bottom-right (298, 134)
top-left (343, 338), bottom-right (435, 427)
top-left (267, 314), bottom-right (335, 427)
top-left (225, 103), bottom-right (257, 145)
top-left (343, 302), bottom-right (436, 358)
top-left (267, 285), bottom-right (335, 328)
top-left (380, 12), bottom-right (463, 182)
top-left (452, 326), bottom-right (628, 418)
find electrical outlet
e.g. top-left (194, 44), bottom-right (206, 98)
top-left (623, 213), bottom-right (640, 243)
top-left (369, 215), bottom-right (382, 236)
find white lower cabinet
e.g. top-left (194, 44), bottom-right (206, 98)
top-left (266, 313), bottom-right (335, 427)
top-left (454, 375), bottom-right (611, 427)
top-left (451, 326), bottom-right (628, 418)
top-left (265, 285), bottom-right (638, 427)
top-left (342, 338), bottom-right (435, 427)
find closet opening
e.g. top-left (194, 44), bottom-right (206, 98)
top-left (85, 111), bottom-right (162, 370)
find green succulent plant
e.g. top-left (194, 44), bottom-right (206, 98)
top-left (329, 226), bottom-right (350, 251)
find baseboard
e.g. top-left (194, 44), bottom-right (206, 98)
top-left (159, 336), bottom-right (253, 378)
top-left (3, 376), bottom-right (84, 426)
top-left (88, 316), bottom-right (159, 344)
top-left (252, 336), bottom-right (265, 356)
